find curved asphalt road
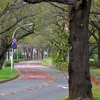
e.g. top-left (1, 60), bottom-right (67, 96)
top-left (0, 61), bottom-right (69, 100)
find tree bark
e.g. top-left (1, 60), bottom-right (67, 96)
top-left (97, 31), bottom-right (100, 68)
top-left (0, 53), bottom-right (6, 69)
top-left (97, 43), bottom-right (100, 68)
top-left (68, 0), bottom-right (93, 100)
top-left (0, 35), bottom-right (10, 69)
top-left (31, 47), bottom-right (33, 59)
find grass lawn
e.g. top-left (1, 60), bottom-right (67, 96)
top-left (48, 96), bottom-right (68, 100)
top-left (57, 87), bottom-right (100, 100)
top-left (92, 86), bottom-right (100, 100)
top-left (91, 68), bottom-right (100, 76)
top-left (91, 68), bottom-right (100, 99)
top-left (0, 67), bottom-right (18, 81)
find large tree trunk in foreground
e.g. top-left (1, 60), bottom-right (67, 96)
top-left (68, 0), bottom-right (93, 100)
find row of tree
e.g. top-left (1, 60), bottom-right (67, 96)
top-left (22, 0), bottom-right (100, 100)
top-left (19, 1), bottom-right (100, 68)
top-left (0, 0), bottom-right (41, 69)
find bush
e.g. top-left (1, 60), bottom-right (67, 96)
top-left (24, 58), bottom-right (28, 61)
top-left (13, 50), bottom-right (23, 60)
top-left (3, 59), bottom-right (19, 68)
top-left (3, 60), bottom-right (11, 67)
top-left (89, 54), bottom-right (98, 66)
top-left (13, 60), bottom-right (19, 63)
top-left (42, 58), bottom-right (52, 66)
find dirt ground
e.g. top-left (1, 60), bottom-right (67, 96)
top-left (91, 76), bottom-right (100, 86)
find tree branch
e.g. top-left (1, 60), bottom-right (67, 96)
top-left (90, 19), bottom-right (100, 31)
top-left (0, 14), bottom-right (37, 34)
top-left (90, 11), bottom-right (100, 15)
top-left (48, 2), bottom-right (68, 12)
top-left (89, 45), bottom-right (97, 57)
top-left (23, 0), bottom-right (77, 5)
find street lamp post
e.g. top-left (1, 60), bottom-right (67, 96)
top-left (11, 23), bottom-right (33, 72)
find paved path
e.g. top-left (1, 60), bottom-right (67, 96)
top-left (19, 68), bottom-right (53, 80)
top-left (0, 61), bottom-right (69, 100)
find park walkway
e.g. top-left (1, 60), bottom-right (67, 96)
top-left (0, 61), bottom-right (69, 100)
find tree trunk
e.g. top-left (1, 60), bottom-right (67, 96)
top-left (0, 35), bottom-right (9, 69)
top-left (68, 0), bottom-right (93, 100)
top-left (8, 50), bottom-right (10, 60)
top-left (0, 53), bottom-right (6, 69)
top-left (97, 31), bottom-right (100, 68)
top-left (0, 47), bottom-right (10, 69)
top-left (97, 43), bottom-right (100, 68)
top-left (41, 50), bottom-right (44, 59)
top-left (31, 47), bottom-right (33, 59)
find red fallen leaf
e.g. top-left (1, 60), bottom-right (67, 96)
top-left (48, 81), bottom-right (52, 84)
top-left (27, 88), bottom-right (33, 90)
top-left (41, 84), bottom-right (45, 87)
top-left (9, 92), bottom-right (15, 95)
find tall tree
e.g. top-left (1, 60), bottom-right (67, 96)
top-left (23, 0), bottom-right (93, 100)
top-left (0, 0), bottom-right (36, 69)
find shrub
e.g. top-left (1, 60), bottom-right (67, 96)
top-left (89, 54), bottom-right (98, 66)
top-left (24, 58), bottom-right (28, 61)
top-left (3, 60), bottom-right (11, 67)
top-left (42, 58), bottom-right (52, 66)
top-left (13, 50), bottom-right (23, 60)
top-left (14, 60), bottom-right (19, 63)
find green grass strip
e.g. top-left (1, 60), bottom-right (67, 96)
top-left (0, 67), bottom-right (18, 81)
top-left (92, 86), bottom-right (100, 100)
top-left (91, 68), bottom-right (100, 76)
